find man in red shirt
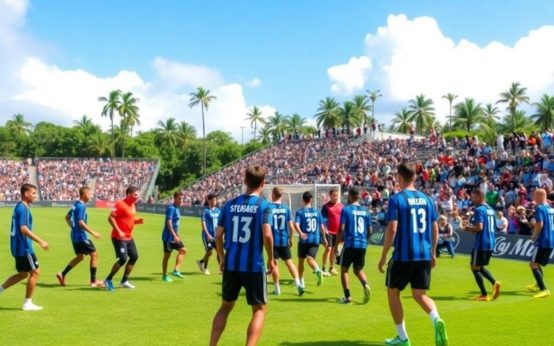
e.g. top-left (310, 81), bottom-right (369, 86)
top-left (103, 186), bottom-right (144, 291)
top-left (320, 188), bottom-right (343, 276)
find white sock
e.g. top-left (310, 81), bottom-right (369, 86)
top-left (274, 283), bottom-right (280, 290)
top-left (300, 278), bottom-right (305, 287)
top-left (395, 321), bottom-right (408, 341)
top-left (314, 265), bottom-right (321, 273)
top-left (294, 278), bottom-right (301, 287)
top-left (24, 298), bottom-right (32, 305)
top-left (429, 310), bottom-right (440, 322)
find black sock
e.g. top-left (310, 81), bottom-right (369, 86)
top-left (533, 268), bottom-right (546, 291)
top-left (360, 279), bottom-right (367, 287)
top-left (106, 271), bottom-right (115, 281)
top-left (480, 267), bottom-right (496, 285)
top-left (122, 275), bottom-right (129, 283)
top-left (90, 267), bottom-right (97, 282)
top-left (61, 265), bottom-right (72, 277)
top-left (472, 270), bottom-right (487, 296)
top-left (344, 289), bottom-right (351, 299)
top-left (322, 267), bottom-right (326, 272)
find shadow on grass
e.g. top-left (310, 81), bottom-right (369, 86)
top-left (0, 306), bottom-right (23, 311)
top-left (279, 340), bottom-right (382, 345)
top-left (466, 290), bottom-right (529, 297)
top-left (278, 297), bottom-right (342, 304)
top-left (37, 282), bottom-right (62, 288)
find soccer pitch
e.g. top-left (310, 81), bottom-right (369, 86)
top-left (0, 208), bottom-right (552, 346)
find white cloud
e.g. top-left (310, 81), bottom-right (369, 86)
top-left (327, 56), bottom-right (372, 94)
top-left (328, 14), bottom-right (554, 121)
top-left (246, 78), bottom-right (262, 88)
top-left (152, 57), bottom-right (224, 90)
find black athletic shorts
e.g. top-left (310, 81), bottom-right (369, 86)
top-left (202, 233), bottom-right (216, 251)
top-left (298, 243), bottom-right (319, 259)
top-left (15, 253), bottom-right (39, 273)
top-left (222, 271), bottom-right (267, 305)
top-left (163, 240), bottom-right (185, 253)
top-left (274, 246), bottom-right (292, 261)
top-left (340, 247), bottom-right (366, 270)
top-left (386, 259), bottom-right (431, 291)
top-left (112, 238), bottom-right (138, 260)
top-left (531, 247), bottom-right (553, 266)
top-left (471, 249), bottom-right (492, 267)
top-left (73, 240), bottom-right (96, 255)
top-left (325, 233), bottom-right (337, 247)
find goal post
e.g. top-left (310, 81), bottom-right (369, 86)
top-left (260, 184), bottom-right (341, 216)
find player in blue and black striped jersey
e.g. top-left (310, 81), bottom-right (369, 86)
top-left (264, 187), bottom-right (303, 296)
top-left (295, 191), bottom-right (328, 288)
top-left (527, 188), bottom-right (554, 298)
top-left (378, 163), bottom-right (448, 346)
top-left (197, 193), bottom-right (221, 275)
top-left (462, 189), bottom-right (501, 301)
top-left (0, 184), bottom-right (49, 311)
top-left (336, 187), bottom-right (371, 304)
top-left (56, 186), bottom-right (103, 288)
top-left (210, 166), bottom-right (275, 346)
top-left (161, 191), bottom-right (187, 282)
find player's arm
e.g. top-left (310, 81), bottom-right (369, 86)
top-left (337, 223), bottom-right (344, 243)
top-left (65, 212), bottom-right (72, 228)
top-left (215, 225), bottom-right (225, 272)
top-left (201, 211), bottom-right (213, 240)
top-left (76, 206), bottom-right (100, 239)
top-left (262, 223), bottom-right (276, 274)
top-left (431, 221), bottom-right (439, 267)
top-left (378, 220), bottom-right (397, 273)
top-left (20, 225), bottom-right (49, 250)
top-left (134, 215), bottom-right (144, 225)
top-left (288, 220), bottom-right (295, 247)
top-left (463, 221), bottom-right (483, 233)
top-left (319, 216), bottom-right (328, 247)
top-left (166, 218), bottom-right (180, 243)
top-left (108, 213), bottom-right (125, 238)
top-left (532, 221), bottom-right (543, 242)
top-left (294, 213), bottom-right (307, 240)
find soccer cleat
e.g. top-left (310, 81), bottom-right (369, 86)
top-left (297, 285), bottom-right (305, 296)
top-left (90, 280), bottom-right (105, 288)
top-left (472, 295), bottom-right (490, 301)
top-left (329, 268), bottom-right (339, 275)
top-left (22, 302), bottom-right (43, 311)
top-left (196, 260), bottom-right (205, 273)
top-left (163, 275), bottom-right (173, 282)
top-left (434, 318), bottom-right (449, 346)
top-left (120, 281), bottom-right (136, 289)
top-left (527, 283), bottom-right (540, 292)
top-left (171, 270), bottom-right (185, 278)
top-left (203, 269), bottom-right (211, 275)
top-left (315, 270), bottom-right (323, 286)
top-left (322, 271), bottom-right (331, 277)
top-left (338, 297), bottom-right (352, 304)
top-left (384, 336), bottom-right (411, 346)
top-left (492, 281), bottom-right (501, 300)
top-left (104, 279), bottom-right (115, 292)
top-left (533, 289), bottom-right (551, 298)
top-left (363, 284), bottom-right (371, 304)
top-left (273, 288), bottom-right (281, 296)
top-left (56, 273), bottom-right (66, 286)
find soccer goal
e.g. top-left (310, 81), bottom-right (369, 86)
top-left (260, 184), bottom-right (341, 216)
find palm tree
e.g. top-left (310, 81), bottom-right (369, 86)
top-left (338, 101), bottom-right (361, 132)
top-left (266, 112), bottom-right (287, 142)
top-left (156, 117), bottom-right (179, 149)
top-left (245, 106), bottom-right (265, 140)
top-left (189, 87), bottom-right (216, 175)
top-left (6, 113), bottom-right (32, 137)
top-left (302, 125), bottom-right (319, 138)
top-left (287, 113), bottom-right (306, 139)
top-left (87, 132), bottom-right (110, 156)
top-left (73, 115), bottom-right (101, 136)
top-left (352, 95), bottom-right (372, 128)
top-left (453, 98), bottom-right (484, 132)
top-left (367, 89), bottom-right (382, 123)
top-left (391, 108), bottom-right (412, 133)
top-left (442, 93), bottom-right (458, 131)
top-left (482, 104), bottom-right (500, 131)
top-left (119, 92), bottom-right (140, 137)
top-left (497, 82), bottom-right (530, 132)
top-left (315, 97), bottom-right (340, 132)
top-left (408, 94), bottom-right (435, 134)
top-left (176, 121), bottom-right (197, 148)
top-left (258, 126), bottom-right (272, 145)
top-left (501, 110), bottom-right (536, 133)
top-left (531, 95), bottom-right (554, 131)
top-left (99, 89), bottom-right (122, 158)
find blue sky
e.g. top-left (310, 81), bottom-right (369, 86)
top-left (2, 0), bottom-right (554, 139)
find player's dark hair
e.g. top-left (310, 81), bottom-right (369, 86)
top-left (397, 162), bottom-right (416, 182)
top-left (244, 165), bottom-right (266, 189)
top-left (126, 186), bottom-right (139, 195)
top-left (207, 193), bottom-right (217, 200)
top-left (348, 186), bottom-right (360, 200)
top-left (471, 189), bottom-right (485, 199)
top-left (302, 191), bottom-right (313, 203)
top-left (20, 183), bottom-right (36, 196)
top-left (174, 191), bottom-right (184, 198)
top-left (272, 187), bottom-right (284, 198)
top-left (79, 186), bottom-right (91, 197)
top-left (329, 187), bottom-right (339, 195)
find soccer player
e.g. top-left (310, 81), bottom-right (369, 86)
top-left (337, 187), bottom-right (371, 304)
top-left (161, 191), bottom-right (186, 282)
top-left (527, 188), bottom-right (553, 298)
top-left (295, 191), bottom-right (328, 288)
top-left (197, 193), bottom-right (220, 275)
top-left (56, 186), bottom-right (103, 287)
top-left (265, 187), bottom-right (303, 295)
top-left (320, 187), bottom-right (343, 276)
top-left (103, 186), bottom-right (144, 291)
top-left (209, 165), bottom-right (275, 346)
top-left (0, 184), bottom-right (49, 311)
top-left (462, 189), bottom-right (501, 301)
top-left (378, 163), bottom-right (448, 346)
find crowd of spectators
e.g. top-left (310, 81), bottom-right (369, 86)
top-left (0, 159), bottom-right (32, 201)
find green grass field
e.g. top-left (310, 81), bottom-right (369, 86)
top-left (0, 207), bottom-right (552, 346)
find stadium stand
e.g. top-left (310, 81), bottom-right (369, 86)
top-left (0, 158), bottom-right (32, 201)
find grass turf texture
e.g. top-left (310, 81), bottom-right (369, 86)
top-left (0, 208), bottom-right (552, 346)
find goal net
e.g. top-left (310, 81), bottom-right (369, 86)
top-left (260, 184), bottom-right (341, 216)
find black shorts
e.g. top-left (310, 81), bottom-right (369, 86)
top-left (112, 238), bottom-right (138, 260)
top-left (325, 233), bottom-right (338, 247)
top-left (15, 253), bottom-right (39, 273)
top-left (340, 248), bottom-right (366, 270)
top-left (274, 246), bottom-right (292, 261)
top-left (73, 240), bottom-right (96, 255)
top-left (531, 247), bottom-right (553, 266)
top-left (222, 271), bottom-right (267, 305)
top-left (202, 233), bottom-right (216, 251)
top-left (163, 241), bottom-right (185, 253)
top-left (386, 260), bottom-right (431, 291)
top-left (298, 243), bottom-right (319, 259)
top-left (471, 249), bottom-right (493, 266)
